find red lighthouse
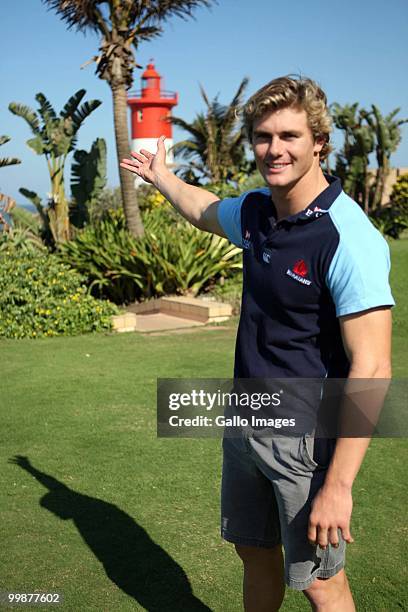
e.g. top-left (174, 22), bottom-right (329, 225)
top-left (127, 62), bottom-right (178, 183)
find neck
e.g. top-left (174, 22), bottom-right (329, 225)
top-left (270, 166), bottom-right (329, 221)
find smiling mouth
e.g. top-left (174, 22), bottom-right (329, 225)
top-left (266, 163), bottom-right (291, 169)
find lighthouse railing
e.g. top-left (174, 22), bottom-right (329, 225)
top-left (127, 90), bottom-right (177, 99)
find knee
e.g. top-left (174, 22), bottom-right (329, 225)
top-left (303, 570), bottom-right (346, 607)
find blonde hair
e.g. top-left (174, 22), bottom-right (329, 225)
top-left (243, 75), bottom-right (332, 160)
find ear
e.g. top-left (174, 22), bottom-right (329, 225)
top-left (313, 135), bottom-right (326, 156)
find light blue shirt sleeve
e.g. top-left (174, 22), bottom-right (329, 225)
top-left (327, 194), bottom-right (395, 316)
top-left (216, 194), bottom-right (245, 248)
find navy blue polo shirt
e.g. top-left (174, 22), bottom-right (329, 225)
top-left (217, 175), bottom-right (395, 378)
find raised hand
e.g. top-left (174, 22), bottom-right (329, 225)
top-left (9, 455), bottom-right (31, 469)
top-left (120, 135), bottom-right (168, 185)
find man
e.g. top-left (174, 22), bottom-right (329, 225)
top-left (121, 75), bottom-right (394, 611)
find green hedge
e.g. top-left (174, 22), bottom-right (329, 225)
top-left (0, 238), bottom-right (118, 339)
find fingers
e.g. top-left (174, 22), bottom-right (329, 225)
top-left (328, 526), bottom-right (339, 548)
top-left (157, 135), bottom-right (166, 149)
top-left (156, 135), bottom-right (167, 161)
top-left (308, 523), bottom-right (352, 549)
top-left (131, 150), bottom-right (151, 163)
top-left (317, 527), bottom-right (329, 549)
top-left (120, 159), bottom-right (140, 173)
top-left (307, 523), bottom-right (317, 546)
top-left (340, 525), bottom-right (354, 544)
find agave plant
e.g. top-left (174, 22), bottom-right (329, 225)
top-left (60, 207), bottom-right (242, 303)
top-left (9, 90), bottom-right (101, 244)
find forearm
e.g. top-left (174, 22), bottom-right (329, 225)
top-left (325, 363), bottom-right (391, 490)
top-left (324, 437), bottom-right (370, 490)
top-left (154, 167), bottom-right (220, 230)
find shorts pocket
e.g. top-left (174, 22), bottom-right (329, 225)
top-left (300, 435), bottom-right (333, 470)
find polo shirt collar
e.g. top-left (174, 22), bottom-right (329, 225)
top-left (271, 174), bottom-right (342, 226)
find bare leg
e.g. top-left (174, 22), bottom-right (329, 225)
top-left (235, 544), bottom-right (285, 612)
top-left (303, 569), bottom-right (355, 612)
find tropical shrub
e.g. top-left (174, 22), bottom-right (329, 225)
top-left (0, 227), bottom-right (45, 255)
top-left (369, 173), bottom-right (408, 239)
top-left (0, 236), bottom-right (118, 339)
top-left (390, 172), bottom-right (408, 209)
top-left (369, 206), bottom-right (408, 239)
top-left (10, 206), bottom-right (41, 234)
top-left (59, 207), bottom-right (242, 304)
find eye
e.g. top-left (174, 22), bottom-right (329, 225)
top-left (253, 132), bottom-right (270, 143)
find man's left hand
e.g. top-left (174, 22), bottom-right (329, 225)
top-left (307, 482), bottom-right (354, 548)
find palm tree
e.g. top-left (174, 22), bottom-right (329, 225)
top-left (42, 0), bottom-right (215, 238)
top-left (171, 77), bottom-right (251, 184)
top-left (9, 90), bottom-right (101, 244)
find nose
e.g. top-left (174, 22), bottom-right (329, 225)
top-left (267, 137), bottom-right (284, 159)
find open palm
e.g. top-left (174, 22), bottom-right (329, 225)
top-left (120, 136), bottom-right (167, 184)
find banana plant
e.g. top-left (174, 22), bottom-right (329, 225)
top-left (0, 134), bottom-right (21, 232)
top-left (9, 90), bottom-right (101, 245)
top-left (70, 137), bottom-right (107, 228)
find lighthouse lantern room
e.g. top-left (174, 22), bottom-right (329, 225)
top-left (127, 62), bottom-right (178, 184)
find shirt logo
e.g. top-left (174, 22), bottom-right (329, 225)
top-left (293, 259), bottom-right (308, 277)
top-left (305, 205), bottom-right (328, 219)
top-left (263, 251), bottom-right (271, 264)
top-left (243, 229), bottom-right (252, 250)
top-left (286, 259), bottom-right (312, 286)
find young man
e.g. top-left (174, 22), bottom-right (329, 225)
top-left (121, 76), bottom-right (394, 611)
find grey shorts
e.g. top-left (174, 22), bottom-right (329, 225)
top-left (221, 431), bottom-right (346, 591)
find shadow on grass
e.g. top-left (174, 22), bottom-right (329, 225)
top-left (9, 455), bottom-right (211, 612)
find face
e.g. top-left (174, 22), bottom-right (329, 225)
top-left (251, 106), bottom-right (324, 190)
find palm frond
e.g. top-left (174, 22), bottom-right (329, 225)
top-left (131, 25), bottom-right (163, 48)
top-left (222, 77), bottom-right (248, 132)
top-left (170, 115), bottom-right (208, 142)
top-left (60, 89), bottom-right (86, 118)
top-left (0, 135), bottom-right (11, 147)
top-left (0, 157), bottom-right (21, 167)
top-left (42, 0), bottom-right (104, 32)
top-left (8, 103), bottom-right (40, 134)
top-left (35, 93), bottom-right (57, 122)
top-left (199, 83), bottom-right (213, 110)
top-left (129, 0), bottom-right (215, 24)
top-left (71, 99), bottom-right (102, 131)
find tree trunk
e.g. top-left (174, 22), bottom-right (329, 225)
top-left (111, 84), bottom-right (144, 237)
top-left (50, 163), bottom-right (70, 245)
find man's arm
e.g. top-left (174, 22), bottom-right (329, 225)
top-left (120, 135), bottom-right (226, 236)
top-left (308, 307), bottom-right (392, 549)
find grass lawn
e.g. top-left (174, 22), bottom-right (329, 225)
top-left (1, 239), bottom-right (407, 611)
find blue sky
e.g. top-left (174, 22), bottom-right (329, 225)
top-left (1, 0), bottom-right (407, 207)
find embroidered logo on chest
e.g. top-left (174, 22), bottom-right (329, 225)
top-left (286, 259), bottom-right (312, 286)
